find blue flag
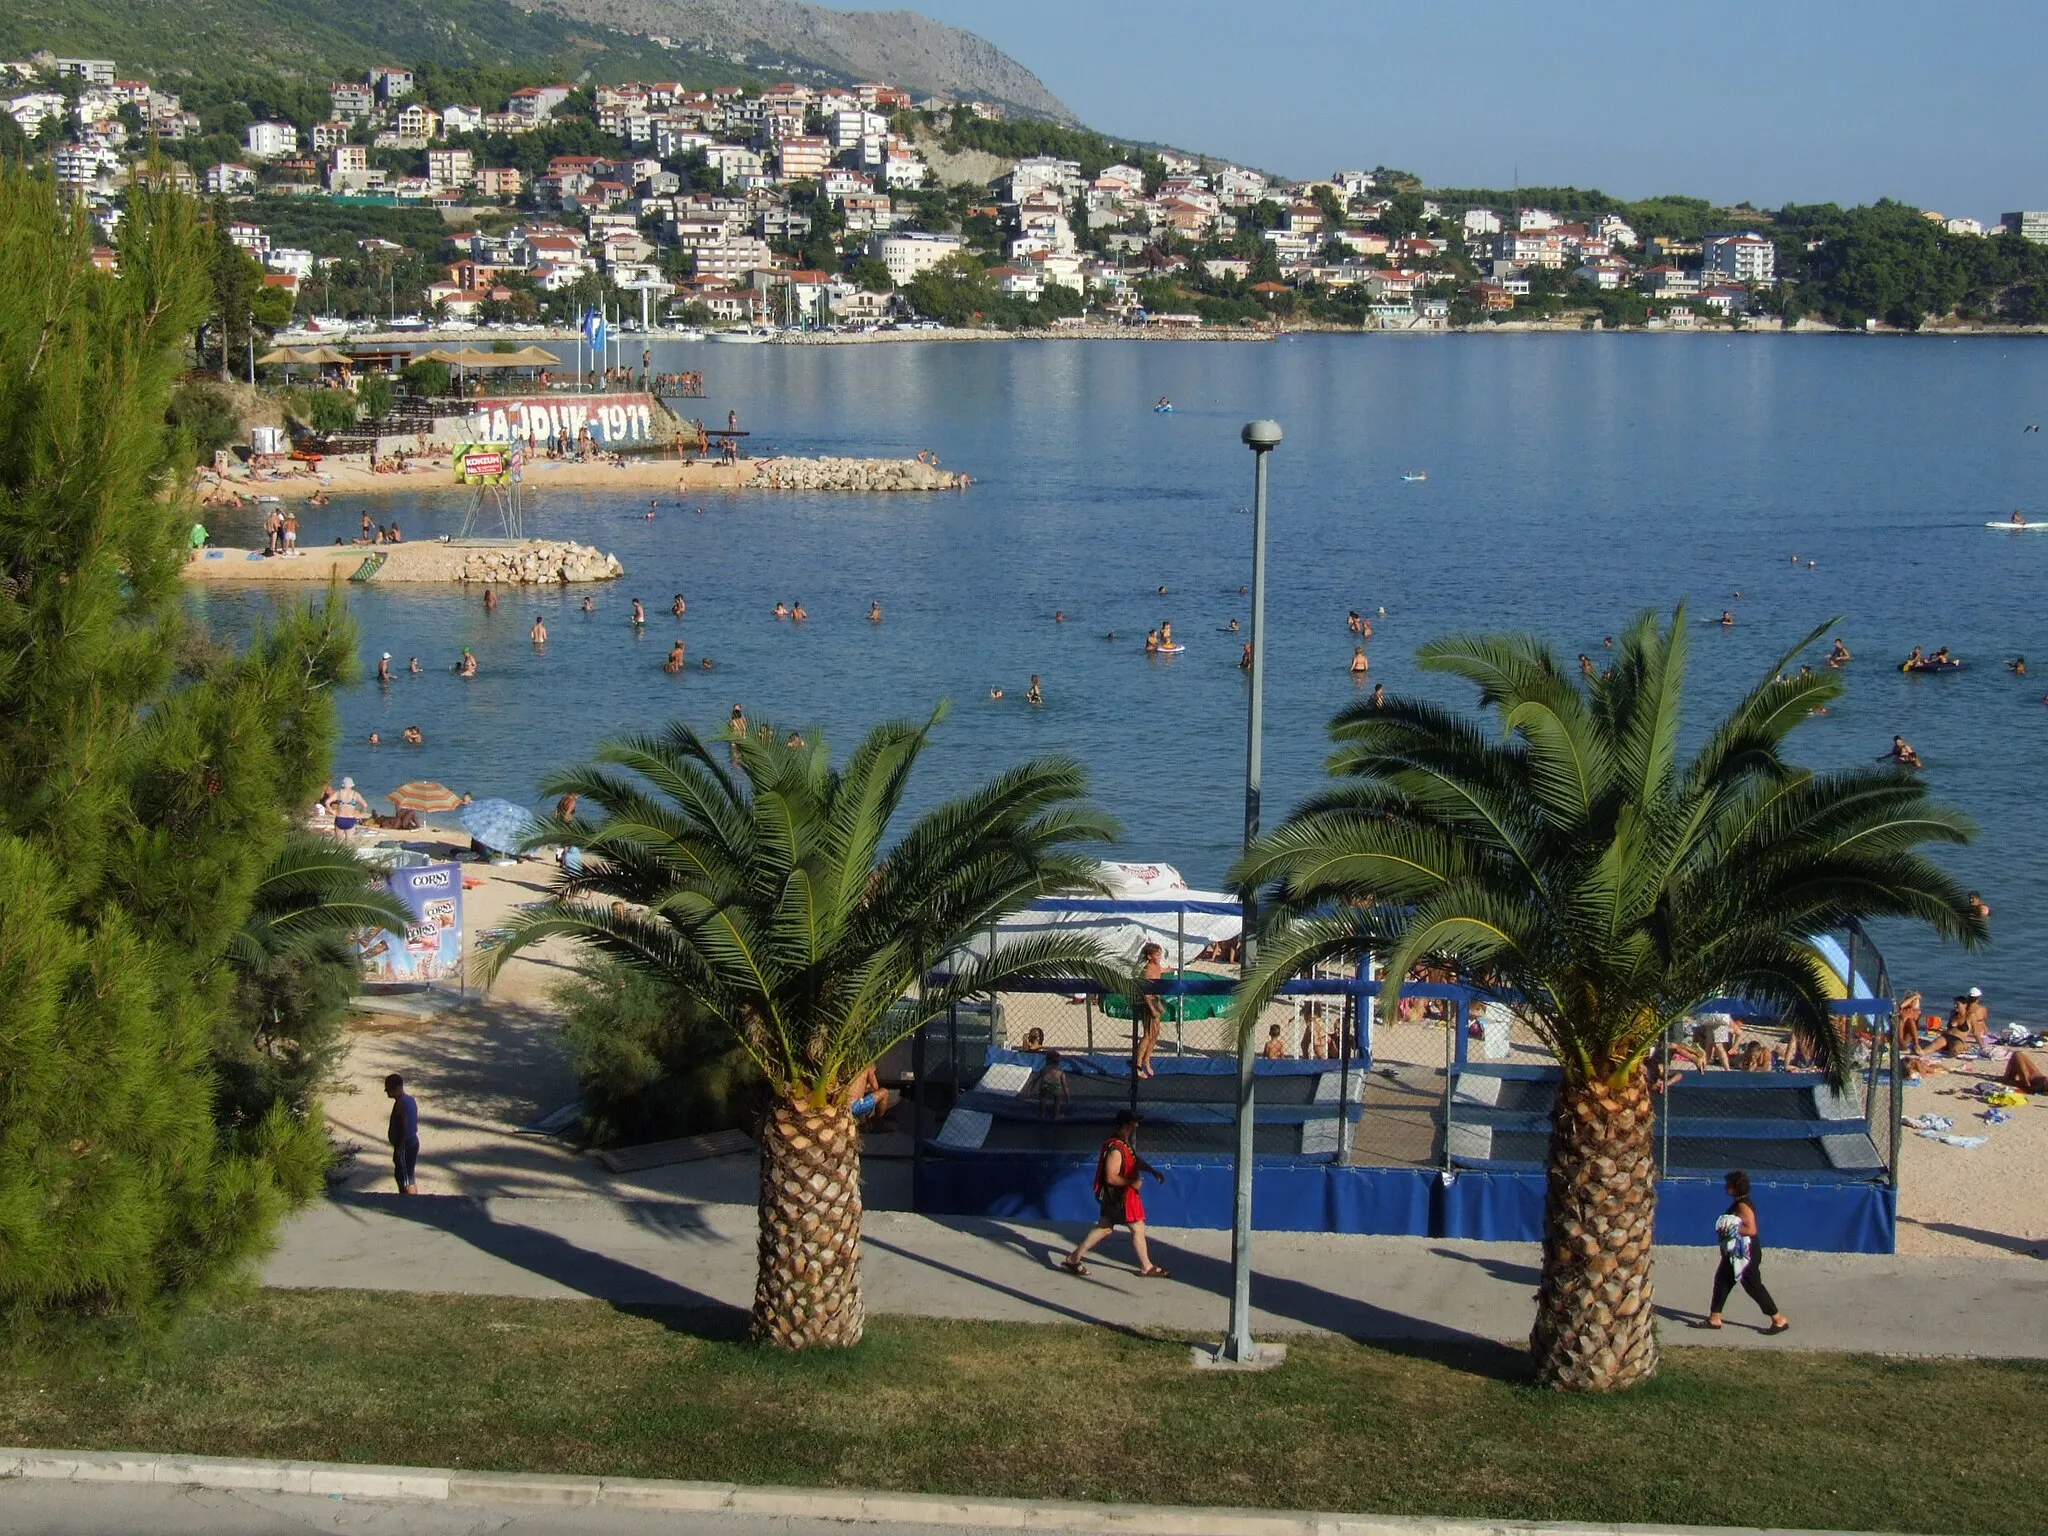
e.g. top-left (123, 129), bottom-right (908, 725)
top-left (583, 307), bottom-right (607, 355)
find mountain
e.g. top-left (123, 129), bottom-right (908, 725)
top-left (514, 0), bottom-right (1074, 121)
top-left (0, 0), bottom-right (1073, 120)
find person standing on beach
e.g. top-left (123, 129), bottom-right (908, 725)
top-left (1696, 1171), bottom-right (1788, 1334)
top-left (1132, 942), bottom-right (1166, 1078)
top-left (385, 1074), bottom-right (420, 1195)
top-left (1060, 1110), bottom-right (1167, 1277)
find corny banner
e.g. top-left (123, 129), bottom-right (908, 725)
top-left (360, 863), bottom-right (464, 984)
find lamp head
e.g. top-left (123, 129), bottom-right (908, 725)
top-left (1241, 419), bottom-right (1283, 450)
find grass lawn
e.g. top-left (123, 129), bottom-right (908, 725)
top-left (1, 1291), bottom-right (2031, 1534)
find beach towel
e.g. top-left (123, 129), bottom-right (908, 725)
top-left (1714, 1213), bottom-right (1751, 1279)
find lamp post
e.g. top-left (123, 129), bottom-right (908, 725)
top-left (1209, 418), bottom-right (1284, 1370)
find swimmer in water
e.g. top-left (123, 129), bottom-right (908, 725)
top-left (483, 587), bottom-right (498, 612)
top-left (989, 686), bottom-right (1003, 700)
top-left (1829, 638), bottom-right (1852, 667)
top-left (647, 500), bottom-right (657, 519)
top-left (1239, 642), bottom-right (1253, 670)
top-left (1602, 635), bottom-right (1613, 649)
top-left (699, 656), bottom-right (713, 670)
top-left (408, 656), bottom-right (421, 674)
top-left (1027, 675), bottom-right (1043, 705)
top-left (1720, 611), bottom-right (1735, 628)
top-left (671, 594), bottom-right (686, 616)
top-left (791, 600), bottom-right (807, 623)
top-left (786, 731), bottom-right (804, 748)
top-left (730, 704), bottom-right (746, 736)
top-left (457, 648), bottom-right (478, 678)
top-left (1347, 610), bottom-right (1363, 635)
top-left (1899, 645), bottom-right (1923, 671)
top-left (581, 595), bottom-right (595, 613)
top-left (1351, 647), bottom-right (1368, 675)
top-left (1579, 653), bottom-right (1596, 676)
top-left (1226, 618), bottom-right (1240, 632)
top-left (631, 598), bottom-right (646, 626)
top-left (1369, 682), bottom-right (1386, 708)
top-left (1160, 621), bottom-right (1174, 648)
top-left (1883, 735), bottom-right (1923, 768)
top-left (402, 725), bottom-right (424, 745)
top-left (869, 601), bottom-right (883, 623)
top-left (1376, 606), bottom-right (1386, 617)
top-left (773, 601), bottom-right (789, 620)
top-left (1156, 584), bottom-right (1168, 596)
top-left (2008, 656), bottom-right (2028, 675)
top-left (531, 616), bottom-right (547, 645)
top-left (1145, 629), bottom-right (1161, 653)
top-left (665, 641), bottom-right (686, 672)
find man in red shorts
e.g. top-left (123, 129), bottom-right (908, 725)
top-left (1060, 1110), bottom-right (1168, 1277)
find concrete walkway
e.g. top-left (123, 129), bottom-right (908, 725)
top-left (264, 1192), bottom-right (2048, 1356)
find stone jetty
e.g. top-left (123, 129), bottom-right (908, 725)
top-left (744, 456), bottom-right (968, 491)
top-left (181, 538), bottom-right (625, 585)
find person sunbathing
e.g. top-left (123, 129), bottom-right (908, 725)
top-left (2000, 1052), bottom-right (2048, 1093)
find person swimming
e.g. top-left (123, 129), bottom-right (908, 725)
top-left (1159, 621), bottom-right (1174, 648)
top-left (1224, 618), bottom-right (1240, 633)
top-left (1347, 610), bottom-right (1363, 635)
top-left (1239, 642), bottom-right (1252, 670)
top-left (631, 598), bottom-right (646, 626)
top-left (1053, 610), bottom-right (1066, 623)
top-left (1145, 629), bottom-right (1160, 652)
top-left (1828, 638), bottom-right (1852, 667)
top-left (2008, 656), bottom-right (2028, 675)
top-left (1156, 584), bottom-right (1168, 595)
top-left (402, 725), bottom-right (423, 745)
top-left (407, 656), bottom-right (421, 674)
top-left (699, 656), bottom-right (713, 670)
top-left (1579, 653), bottom-right (1596, 676)
top-left (869, 601), bottom-right (883, 623)
top-left (773, 601), bottom-right (789, 620)
top-left (671, 594), bottom-right (686, 616)
top-left (1884, 735), bottom-right (1923, 768)
top-left (665, 640), bottom-right (686, 672)
top-left (989, 686), bottom-right (1004, 700)
top-left (531, 616), bottom-right (547, 645)
top-left (791, 600), bottom-right (807, 622)
top-left (1027, 675), bottom-right (1043, 705)
top-left (1368, 682), bottom-right (1386, 708)
top-left (581, 595), bottom-right (595, 613)
top-left (1350, 647), bottom-right (1369, 675)
top-left (1719, 611), bottom-right (1735, 627)
top-left (456, 648), bottom-right (477, 678)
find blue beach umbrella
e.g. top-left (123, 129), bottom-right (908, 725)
top-left (460, 797), bottom-right (537, 855)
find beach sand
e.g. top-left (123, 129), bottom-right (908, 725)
top-left (322, 828), bottom-right (2048, 1257)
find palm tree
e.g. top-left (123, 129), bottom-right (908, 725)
top-left (486, 709), bottom-right (1121, 1348)
top-left (218, 833), bottom-right (413, 1130)
top-left (1232, 609), bottom-right (1981, 1391)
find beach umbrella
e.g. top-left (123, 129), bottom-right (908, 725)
top-left (460, 796), bottom-right (536, 854)
top-left (505, 345), bottom-right (562, 365)
top-left (387, 780), bottom-right (465, 814)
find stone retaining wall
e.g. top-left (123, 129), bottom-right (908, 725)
top-left (454, 540), bottom-right (624, 585)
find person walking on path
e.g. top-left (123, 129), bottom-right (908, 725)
top-left (385, 1074), bottom-right (420, 1195)
top-left (1696, 1170), bottom-right (1788, 1333)
top-left (1061, 1111), bottom-right (1168, 1277)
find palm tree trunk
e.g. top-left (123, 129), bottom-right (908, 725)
top-left (1529, 1067), bottom-right (1658, 1390)
top-left (752, 1093), bottom-right (864, 1348)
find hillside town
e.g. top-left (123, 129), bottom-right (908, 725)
top-left (9, 50), bottom-right (2048, 334)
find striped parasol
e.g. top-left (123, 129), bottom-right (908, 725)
top-left (387, 780), bottom-right (466, 813)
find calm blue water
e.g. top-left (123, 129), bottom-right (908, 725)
top-left (194, 334), bottom-right (2048, 1016)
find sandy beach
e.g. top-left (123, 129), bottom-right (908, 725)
top-left (321, 826), bottom-right (2048, 1259)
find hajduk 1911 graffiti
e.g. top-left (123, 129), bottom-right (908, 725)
top-left (462, 393), bottom-right (662, 449)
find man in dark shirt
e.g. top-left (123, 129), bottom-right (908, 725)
top-left (385, 1073), bottom-right (420, 1195)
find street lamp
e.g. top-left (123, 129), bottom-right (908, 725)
top-left (1204, 418), bottom-right (1285, 1371)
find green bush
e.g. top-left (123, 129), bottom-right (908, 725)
top-left (403, 358), bottom-right (450, 397)
top-left (356, 371), bottom-right (394, 422)
top-left (554, 960), bottom-right (764, 1148)
top-left (165, 381), bottom-right (241, 459)
top-left (307, 390), bottom-right (357, 433)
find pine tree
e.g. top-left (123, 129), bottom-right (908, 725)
top-left (0, 168), bottom-right (360, 1313)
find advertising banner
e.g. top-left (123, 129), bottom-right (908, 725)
top-left (360, 862), bottom-right (465, 984)
top-left (452, 444), bottom-right (508, 484)
top-left (461, 393), bottom-right (661, 450)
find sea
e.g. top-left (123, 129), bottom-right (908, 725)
top-left (192, 333), bottom-right (2048, 1018)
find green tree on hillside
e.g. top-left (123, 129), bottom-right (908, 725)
top-left (0, 169), bottom-right (362, 1315)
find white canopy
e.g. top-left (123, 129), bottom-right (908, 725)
top-left (959, 861), bottom-right (1241, 968)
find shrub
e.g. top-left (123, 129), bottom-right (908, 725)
top-left (402, 358), bottom-right (450, 397)
top-left (307, 390), bottom-right (357, 433)
top-left (553, 961), bottom-right (764, 1148)
top-left (356, 371), bottom-right (394, 422)
top-left (166, 381), bottom-right (241, 459)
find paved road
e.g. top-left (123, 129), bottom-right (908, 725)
top-left (264, 1193), bottom-right (2048, 1355)
top-left (0, 1480), bottom-right (981, 1536)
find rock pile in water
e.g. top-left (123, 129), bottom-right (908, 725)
top-left (745, 457), bottom-right (967, 491)
top-left (456, 541), bottom-right (624, 585)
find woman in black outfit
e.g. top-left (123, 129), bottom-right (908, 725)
top-left (1698, 1170), bottom-right (1790, 1333)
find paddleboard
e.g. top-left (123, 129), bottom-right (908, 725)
top-left (1987, 520), bottom-right (2048, 529)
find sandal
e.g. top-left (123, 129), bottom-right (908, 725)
top-left (1138, 1265), bottom-right (1171, 1278)
top-left (1059, 1257), bottom-right (1088, 1276)
top-left (1765, 1320), bottom-right (1791, 1335)
top-left (1688, 1319), bottom-right (1723, 1330)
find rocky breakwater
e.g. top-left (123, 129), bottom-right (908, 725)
top-left (744, 457), bottom-right (969, 492)
top-left (454, 540), bottom-right (624, 585)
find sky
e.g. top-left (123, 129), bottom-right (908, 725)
top-left (839, 0), bottom-right (2046, 219)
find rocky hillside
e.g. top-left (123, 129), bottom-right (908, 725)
top-left (517, 0), bottom-right (1075, 120)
